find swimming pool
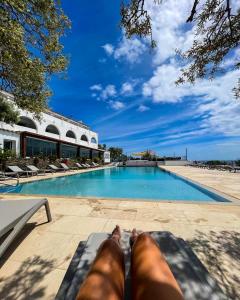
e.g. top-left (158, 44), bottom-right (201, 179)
top-left (1, 167), bottom-right (230, 202)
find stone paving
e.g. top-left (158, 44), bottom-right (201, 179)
top-left (0, 166), bottom-right (239, 299)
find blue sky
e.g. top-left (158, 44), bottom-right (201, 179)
top-left (49, 0), bottom-right (240, 160)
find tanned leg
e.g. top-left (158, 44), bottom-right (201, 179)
top-left (76, 226), bottom-right (125, 300)
top-left (131, 230), bottom-right (184, 300)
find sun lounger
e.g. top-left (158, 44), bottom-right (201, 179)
top-left (92, 162), bottom-right (99, 167)
top-left (56, 231), bottom-right (227, 300)
top-left (233, 166), bottom-right (240, 172)
top-left (83, 164), bottom-right (92, 168)
top-left (0, 198), bottom-right (52, 258)
top-left (80, 164), bottom-right (89, 168)
top-left (59, 163), bottom-right (71, 171)
top-left (48, 164), bottom-right (66, 172)
top-left (75, 163), bottom-right (84, 169)
top-left (7, 165), bottom-right (36, 177)
top-left (60, 163), bottom-right (78, 171)
top-left (26, 165), bottom-right (52, 175)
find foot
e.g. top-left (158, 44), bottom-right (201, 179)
top-left (111, 225), bottom-right (121, 244)
top-left (130, 228), bottom-right (139, 248)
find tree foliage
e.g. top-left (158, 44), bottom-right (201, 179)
top-left (0, 96), bottom-right (19, 124)
top-left (0, 0), bottom-right (70, 120)
top-left (120, 0), bottom-right (240, 97)
top-left (108, 147), bottom-right (123, 161)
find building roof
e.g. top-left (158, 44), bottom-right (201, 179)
top-left (46, 110), bottom-right (89, 130)
top-left (1, 90), bottom-right (90, 131)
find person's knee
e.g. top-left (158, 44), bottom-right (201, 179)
top-left (134, 232), bottom-right (154, 247)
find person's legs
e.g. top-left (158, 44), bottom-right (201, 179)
top-left (131, 230), bottom-right (184, 300)
top-left (76, 226), bottom-right (125, 300)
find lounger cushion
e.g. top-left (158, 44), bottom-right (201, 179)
top-left (0, 199), bottom-right (46, 237)
top-left (56, 231), bottom-right (227, 300)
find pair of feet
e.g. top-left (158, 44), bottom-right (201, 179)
top-left (111, 225), bottom-right (140, 247)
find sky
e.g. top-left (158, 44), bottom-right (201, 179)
top-left (49, 0), bottom-right (240, 160)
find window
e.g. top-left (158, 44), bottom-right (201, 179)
top-left (92, 150), bottom-right (99, 158)
top-left (18, 116), bottom-right (37, 130)
top-left (91, 137), bottom-right (97, 144)
top-left (66, 130), bottom-right (76, 139)
top-left (26, 137), bottom-right (57, 157)
top-left (45, 125), bottom-right (59, 135)
top-left (80, 148), bottom-right (90, 158)
top-left (4, 140), bottom-right (16, 153)
top-left (61, 144), bottom-right (77, 158)
top-left (81, 135), bottom-right (88, 142)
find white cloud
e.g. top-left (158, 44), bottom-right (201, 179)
top-left (99, 0), bottom-right (240, 137)
top-left (137, 104), bottom-right (150, 112)
top-left (121, 82), bottom-right (133, 94)
top-left (109, 101), bottom-right (125, 110)
top-left (145, 0), bottom-right (195, 65)
top-left (90, 84), bottom-right (102, 91)
top-left (143, 59), bottom-right (240, 135)
top-left (102, 43), bottom-right (114, 55)
top-left (113, 36), bottom-right (147, 63)
top-left (101, 84), bottom-right (117, 100)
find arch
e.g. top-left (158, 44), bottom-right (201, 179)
top-left (17, 116), bottom-right (37, 130)
top-left (66, 130), bottom-right (76, 139)
top-left (81, 134), bottom-right (88, 142)
top-left (91, 137), bottom-right (97, 144)
top-left (45, 124), bottom-right (59, 135)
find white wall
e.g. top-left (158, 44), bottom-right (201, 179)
top-left (0, 129), bottom-right (20, 155)
top-left (104, 151), bottom-right (110, 163)
top-left (0, 91), bottom-right (99, 149)
top-left (125, 160), bottom-right (157, 167)
top-left (164, 160), bottom-right (189, 166)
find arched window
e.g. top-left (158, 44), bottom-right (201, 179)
top-left (66, 130), bottom-right (76, 139)
top-left (17, 116), bottom-right (37, 130)
top-left (81, 134), bottom-right (88, 142)
top-left (45, 124), bottom-right (59, 135)
top-left (91, 137), bottom-right (97, 144)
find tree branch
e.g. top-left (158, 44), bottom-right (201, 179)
top-left (187, 0), bottom-right (200, 22)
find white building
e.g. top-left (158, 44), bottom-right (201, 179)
top-left (0, 91), bottom-right (107, 160)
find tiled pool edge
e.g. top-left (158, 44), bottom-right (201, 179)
top-left (158, 166), bottom-right (239, 204)
top-left (2, 191), bottom-right (239, 206)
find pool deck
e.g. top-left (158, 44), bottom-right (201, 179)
top-left (0, 166), bottom-right (239, 299)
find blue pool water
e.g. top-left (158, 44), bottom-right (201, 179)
top-left (1, 167), bottom-right (229, 202)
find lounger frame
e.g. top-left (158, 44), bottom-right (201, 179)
top-left (0, 198), bottom-right (52, 257)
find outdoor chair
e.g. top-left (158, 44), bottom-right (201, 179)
top-left (0, 198), bottom-right (52, 258)
top-left (48, 164), bottom-right (66, 172)
top-left (59, 163), bottom-right (76, 171)
top-left (92, 162), bottom-right (99, 167)
top-left (26, 165), bottom-right (53, 175)
top-left (75, 163), bottom-right (84, 169)
top-left (7, 165), bottom-right (37, 177)
top-left (80, 164), bottom-right (89, 168)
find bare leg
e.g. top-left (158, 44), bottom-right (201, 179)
top-left (76, 226), bottom-right (125, 300)
top-left (131, 230), bottom-right (184, 300)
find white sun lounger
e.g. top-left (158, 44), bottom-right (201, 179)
top-left (60, 163), bottom-right (78, 171)
top-left (48, 164), bottom-right (66, 172)
top-left (0, 198), bottom-right (52, 257)
top-left (60, 163), bottom-right (71, 171)
top-left (26, 165), bottom-right (52, 175)
top-left (7, 165), bottom-right (36, 177)
top-left (75, 163), bottom-right (84, 169)
top-left (92, 162), bottom-right (99, 167)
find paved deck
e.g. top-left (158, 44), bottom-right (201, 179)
top-left (0, 166), bottom-right (239, 299)
top-left (161, 165), bottom-right (240, 202)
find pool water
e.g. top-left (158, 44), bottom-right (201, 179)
top-left (2, 167), bottom-right (229, 202)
